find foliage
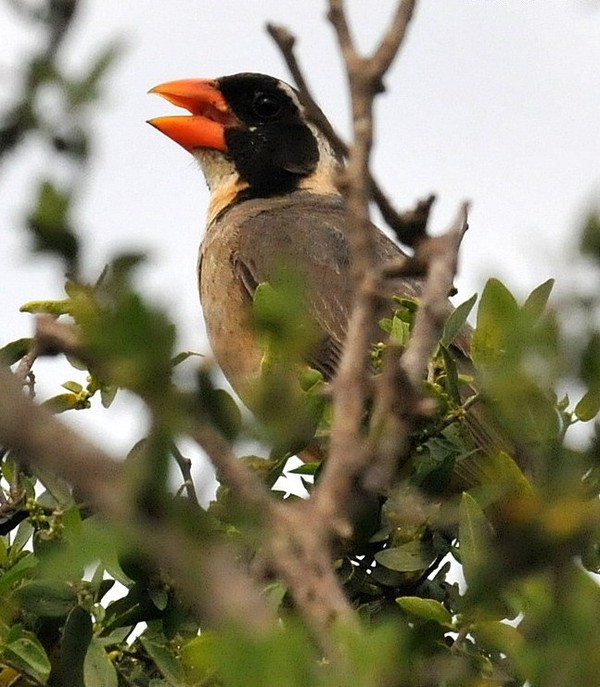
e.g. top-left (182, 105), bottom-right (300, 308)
top-left (2, 2), bottom-right (600, 686)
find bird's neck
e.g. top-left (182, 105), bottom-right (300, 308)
top-left (194, 145), bottom-right (342, 227)
top-left (193, 149), bottom-right (249, 225)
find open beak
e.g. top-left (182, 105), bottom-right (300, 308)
top-left (147, 78), bottom-right (239, 152)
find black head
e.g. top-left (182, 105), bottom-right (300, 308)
top-left (217, 73), bottom-right (320, 197)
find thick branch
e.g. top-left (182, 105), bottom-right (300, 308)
top-left (266, 501), bottom-right (358, 640)
top-left (35, 315), bottom-right (274, 515)
top-left (316, 1), bottom-right (419, 529)
top-left (0, 364), bottom-right (275, 632)
top-left (30, 315), bottom-right (352, 648)
top-left (0, 365), bottom-right (123, 509)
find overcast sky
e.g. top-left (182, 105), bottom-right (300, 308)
top-left (1, 1), bottom-right (599, 480)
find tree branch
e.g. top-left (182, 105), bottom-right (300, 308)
top-left (315, 0), bottom-right (419, 530)
top-left (400, 201), bottom-right (470, 387)
top-left (0, 362), bottom-right (275, 633)
top-left (189, 423), bottom-right (272, 511)
top-left (29, 313), bottom-right (352, 649)
top-left (370, 0), bottom-right (417, 77)
top-left (267, 14), bottom-right (430, 245)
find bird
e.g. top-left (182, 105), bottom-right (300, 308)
top-left (147, 72), bottom-right (429, 406)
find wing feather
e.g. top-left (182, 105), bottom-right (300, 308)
top-left (232, 193), bottom-right (421, 379)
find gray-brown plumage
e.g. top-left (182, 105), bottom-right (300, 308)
top-left (147, 73), bottom-right (494, 445)
top-left (200, 190), bottom-right (422, 400)
top-left (148, 72), bottom-right (430, 405)
top-left (148, 72), bottom-right (514, 479)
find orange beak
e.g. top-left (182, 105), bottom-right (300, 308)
top-left (147, 78), bottom-right (239, 152)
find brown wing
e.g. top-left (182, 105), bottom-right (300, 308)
top-left (222, 191), bottom-right (512, 467)
top-left (232, 192), bottom-right (422, 380)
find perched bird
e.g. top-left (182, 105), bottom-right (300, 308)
top-left (148, 72), bottom-right (425, 406)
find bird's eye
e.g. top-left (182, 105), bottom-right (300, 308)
top-left (252, 92), bottom-right (282, 119)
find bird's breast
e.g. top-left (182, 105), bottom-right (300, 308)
top-left (199, 219), bottom-right (262, 402)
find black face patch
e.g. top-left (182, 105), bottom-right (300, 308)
top-left (217, 73), bottom-right (319, 197)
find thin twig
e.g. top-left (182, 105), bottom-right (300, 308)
top-left (364, 345), bottom-right (414, 492)
top-left (400, 201), bottom-right (470, 388)
top-left (171, 442), bottom-right (199, 506)
top-left (267, 16), bottom-right (428, 244)
top-left (189, 423), bottom-right (272, 511)
top-left (369, 0), bottom-right (416, 77)
top-left (15, 343), bottom-right (39, 399)
top-left (35, 315), bottom-right (82, 357)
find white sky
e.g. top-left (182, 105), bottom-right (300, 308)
top-left (1, 1), bottom-right (599, 479)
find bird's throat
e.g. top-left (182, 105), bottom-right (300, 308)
top-left (194, 149), bottom-right (250, 225)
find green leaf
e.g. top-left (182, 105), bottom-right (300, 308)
top-left (14, 580), bottom-right (77, 617)
top-left (439, 344), bottom-right (461, 403)
top-left (471, 278), bottom-right (519, 368)
top-left (298, 367), bottom-right (324, 392)
top-left (34, 467), bottom-right (75, 507)
top-left (42, 392), bottom-right (81, 413)
top-left (327, 623), bottom-right (406, 687)
top-left (471, 620), bottom-right (524, 655)
top-left (149, 587), bottom-right (169, 611)
top-left (413, 432), bottom-right (462, 494)
top-left (374, 540), bottom-right (436, 573)
top-left (100, 384), bottom-right (118, 408)
top-left (582, 540), bottom-right (600, 574)
top-left (207, 623), bottom-right (317, 687)
top-left (195, 370), bottom-right (242, 441)
top-left (27, 179), bottom-right (79, 270)
top-left (396, 596), bottom-right (453, 626)
top-left (62, 380), bottom-right (83, 394)
top-left (580, 333), bottom-right (600, 391)
top-left (0, 553), bottom-right (38, 595)
top-left (140, 636), bottom-right (185, 684)
top-left (171, 350), bottom-right (202, 367)
top-left (580, 212), bottom-right (600, 263)
top-left (455, 450), bottom-right (532, 505)
top-left (71, 280), bottom-right (175, 398)
top-left (253, 274), bottom-right (317, 358)
top-left (458, 492), bottom-right (491, 584)
top-left (19, 298), bottom-right (71, 314)
top-left (522, 278), bottom-right (554, 320)
top-left (62, 606), bottom-right (93, 687)
top-left (3, 628), bottom-right (51, 684)
top-left (180, 633), bottom-right (219, 684)
top-left (442, 293), bottom-right (477, 346)
top-left (388, 314), bottom-right (411, 347)
top-left (84, 637), bottom-right (118, 687)
top-left (288, 462), bottom-right (319, 475)
top-left (66, 353), bottom-right (89, 371)
top-left (575, 390), bottom-right (600, 422)
top-left (0, 337), bottom-right (33, 365)
top-left (11, 520), bottom-right (35, 557)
